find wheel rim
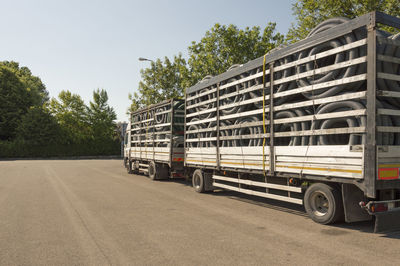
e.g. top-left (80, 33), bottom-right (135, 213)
top-left (149, 164), bottom-right (155, 176)
top-left (310, 191), bottom-right (329, 217)
top-left (193, 174), bottom-right (201, 189)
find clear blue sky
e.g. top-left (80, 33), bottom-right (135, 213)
top-left (0, 0), bottom-right (296, 121)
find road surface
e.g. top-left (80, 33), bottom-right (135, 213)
top-left (0, 159), bottom-right (399, 265)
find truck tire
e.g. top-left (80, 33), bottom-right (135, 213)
top-left (149, 161), bottom-right (157, 180)
top-left (192, 169), bottom-right (205, 193)
top-left (304, 183), bottom-right (344, 224)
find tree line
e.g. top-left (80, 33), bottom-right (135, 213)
top-left (0, 61), bottom-right (119, 158)
top-left (129, 0), bottom-right (400, 112)
top-left (1, 0), bottom-right (399, 158)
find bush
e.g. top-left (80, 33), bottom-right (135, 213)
top-left (0, 139), bottom-right (121, 158)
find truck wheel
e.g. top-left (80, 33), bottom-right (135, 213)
top-left (304, 183), bottom-right (344, 224)
top-left (149, 161), bottom-right (157, 180)
top-left (192, 169), bottom-right (205, 193)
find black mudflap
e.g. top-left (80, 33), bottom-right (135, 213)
top-left (342, 184), bottom-right (372, 223)
top-left (374, 209), bottom-right (400, 233)
top-left (204, 172), bottom-right (215, 192)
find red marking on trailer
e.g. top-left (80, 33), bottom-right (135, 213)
top-left (378, 168), bottom-right (399, 180)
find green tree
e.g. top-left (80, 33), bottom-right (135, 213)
top-left (16, 106), bottom-right (61, 145)
top-left (88, 89), bottom-right (117, 141)
top-left (128, 92), bottom-right (142, 114)
top-left (49, 90), bottom-right (90, 143)
top-left (129, 54), bottom-right (189, 112)
top-left (187, 22), bottom-right (284, 84)
top-left (129, 22), bottom-right (284, 112)
top-left (0, 61), bottom-right (49, 106)
top-left (287, 0), bottom-right (400, 42)
top-left (0, 66), bottom-right (31, 140)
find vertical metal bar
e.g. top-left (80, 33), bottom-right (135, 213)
top-left (170, 99), bottom-right (174, 168)
top-left (139, 112), bottom-right (142, 161)
top-left (269, 62), bottom-right (275, 176)
top-left (128, 113), bottom-right (132, 162)
top-left (216, 83), bottom-right (221, 171)
top-left (184, 94), bottom-right (187, 167)
top-left (262, 55), bottom-right (267, 177)
top-left (152, 107), bottom-right (155, 162)
top-left (146, 107), bottom-right (149, 161)
top-left (365, 12), bottom-right (377, 198)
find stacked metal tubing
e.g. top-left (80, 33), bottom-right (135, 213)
top-left (132, 101), bottom-right (184, 148)
top-left (185, 17), bottom-right (400, 148)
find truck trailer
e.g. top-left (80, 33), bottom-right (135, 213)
top-left (125, 11), bottom-right (400, 232)
top-left (124, 99), bottom-right (185, 179)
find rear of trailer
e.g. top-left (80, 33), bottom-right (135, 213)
top-left (124, 99), bottom-right (185, 179)
top-left (184, 11), bottom-right (400, 232)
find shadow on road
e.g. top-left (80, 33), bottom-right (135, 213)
top-left (379, 231), bottom-right (400, 239)
top-left (212, 189), bottom-right (307, 216)
top-left (160, 178), bottom-right (400, 237)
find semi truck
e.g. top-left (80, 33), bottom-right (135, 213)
top-left (124, 11), bottom-right (400, 232)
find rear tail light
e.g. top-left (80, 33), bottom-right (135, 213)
top-left (370, 203), bottom-right (388, 213)
top-left (362, 199), bottom-right (400, 214)
top-left (172, 172), bottom-right (184, 177)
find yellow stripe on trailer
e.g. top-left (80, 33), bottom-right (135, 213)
top-left (275, 164), bottom-right (362, 174)
top-left (378, 164), bottom-right (400, 168)
top-left (186, 160), bottom-right (361, 174)
top-left (130, 150), bottom-right (170, 154)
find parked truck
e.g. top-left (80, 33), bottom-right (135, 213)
top-left (124, 99), bottom-right (185, 179)
top-left (125, 11), bottom-right (400, 232)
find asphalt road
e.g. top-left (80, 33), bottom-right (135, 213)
top-left (0, 159), bottom-right (399, 265)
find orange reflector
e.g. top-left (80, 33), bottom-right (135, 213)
top-left (378, 168), bottom-right (399, 180)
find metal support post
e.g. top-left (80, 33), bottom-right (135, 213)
top-left (364, 12), bottom-right (377, 198)
top-left (216, 83), bottom-right (221, 171)
top-left (269, 62), bottom-right (275, 176)
top-left (170, 100), bottom-right (174, 167)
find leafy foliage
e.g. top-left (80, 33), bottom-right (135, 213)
top-left (287, 0), bottom-right (400, 42)
top-left (16, 106), bottom-right (61, 145)
top-left (187, 22), bottom-right (284, 84)
top-left (0, 66), bottom-right (31, 140)
top-left (0, 61), bottom-right (48, 106)
top-left (49, 90), bottom-right (91, 144)
top-left (88, 89), bottom-right (117, 141)
top-left (49, 89), bottom-right (118, 144)
top-left (0, 61), bottom-right (50, 141)
top-left (0, 139), bottom-right (119, 158)
top-left (129, 23), bottom-right (284, 113)
top-left (130, 54), bottom-right (189, 112)
top-left (0, 60), bottom-right (119, 157)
